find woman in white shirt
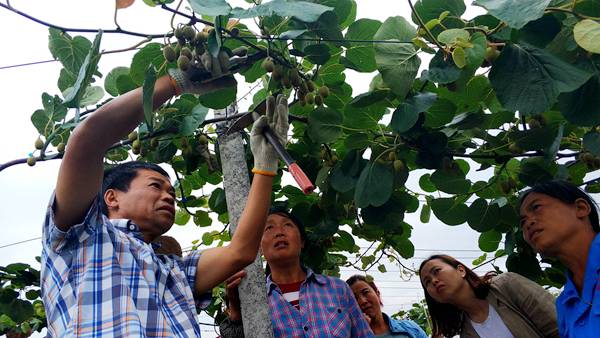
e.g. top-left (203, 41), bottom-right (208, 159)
top-left (418, 254), bottom-right (559, 338)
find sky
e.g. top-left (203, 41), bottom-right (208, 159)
top-left (0, 0), bottom-right (507, 336)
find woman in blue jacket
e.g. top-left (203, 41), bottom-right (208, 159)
top-left (347, 275), bottom-right (427, 338)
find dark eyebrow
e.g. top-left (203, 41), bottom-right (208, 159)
top-left (148, 177), bottom-right (175, 194)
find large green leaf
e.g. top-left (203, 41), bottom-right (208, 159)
top-left (583, 131), bottom-right (600, 156)
top-left (430, 167), bottom-right (471, 194)
top-left (308, 107), bottom-right (343, 143)
top-left (467, 198), bottom-right (500, 232)
top-left (48, 28), bottom-right (92, 75)
top-left (424, 50), bottom-right (461, 84)
top-left (474, 0), bottom-right (551, 29)
top-left (489, 43), bottom-right (592, 114)
top-left (430, 197), bottom-right (468, 225)
top-left (231, 0), bottom-right (333, 22)
top-left (304, 44), bottom-right (330, 65)
top-left (390, 92), bottom-right (437, 133)
top-left (63, 31), bottom-right (102, 108)
top-left (197, 85), bottom-right (237, 109)
top-left (507, 252), bottom-right (542, 280)
top-left (180, 104), bottom-right (210, 136)
top-left (130, 43), bottom-right (164, 85)
top-left (374, 17), bottom-right (420, 99)
top-left (558, 73), bottom-right (600, 126)
top-left (79, 86), bottom-right (105, 107)
top-left (479, 230), bottom-right (502, 252)
top-left (104, 67), bottom-right (130, 97)
top-left (354, 161), bottom-right (394, 208)
top-left (412, 0), bottom-right (466, 23)
top-left (189, 0), bottom-right (231, 16)
top-left (345, 19), bottom-right (381, 72)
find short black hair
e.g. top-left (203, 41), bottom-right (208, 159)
top-left (100, 161), bottom-right (170, 215)
top-left (519, 180), bottom-right (599, 233)
top-left (268, 204), bottom-right (306, 241)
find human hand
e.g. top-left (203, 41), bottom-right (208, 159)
top-left (168, 48), bottom-right (246, 95)
top-left (225, 270), bottom-right (247, 322)
top-left (250, 94), bottom-right (289, 175)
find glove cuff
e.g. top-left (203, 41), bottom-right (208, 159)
top-left (253, 154), bottom-right (279, 175)
top-left (167, 68), bottom-right (186, 95)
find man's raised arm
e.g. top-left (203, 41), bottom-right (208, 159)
top-left (54, 57), bottom-right (234, 231)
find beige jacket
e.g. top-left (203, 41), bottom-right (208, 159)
top-left (460, 272), bottom-right (559, 338)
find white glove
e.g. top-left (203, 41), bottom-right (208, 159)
top-left (250, 94), bottom-right (289, 175)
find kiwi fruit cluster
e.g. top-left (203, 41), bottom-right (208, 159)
top-left (580, 152), bottom-right (600, 170)
top-left (261, 57), bottom-right (329, 108)
top-left (163, 24), bottom-right (212, 72)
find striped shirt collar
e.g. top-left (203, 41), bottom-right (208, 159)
top-left (266, 266), bottom-right (326, 294)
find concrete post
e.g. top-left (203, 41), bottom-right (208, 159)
top-left (215, 104), bottom-right (274, 338)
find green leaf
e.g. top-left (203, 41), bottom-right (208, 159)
top-left (8, 300), bottom-right (34, 323)
top-left (104, 67), bottom-right (130, 97)
top-left (345, 19), bottom-right (382, 72)
top-left (424, 98), bottom-right (456, 128)
top-left (430, 198), bottom-right (468, 225)
top-left (189, 0), bottom-right (231, 16)
top-left (584, 132), bottom-right (600, 156)
top-left (79, 86), bottom-right (104, 107)
top-left (333, 230), bottom-right (356, 252)
top-left (489, 44), bottom-right (592, 114)
top-left (63, 31), bottom-right (102, 108)
top-left (420, 203), bottom-right (431, 223)
top-left (130, 43), bottom-right (164, 85)
top-left (418, 174), bottom-right (437, 192)
top-left (208, 188), bottom-right (228, 214)
top-left (344, 133), bottom-right (370, 149)
top-left (324, 82), bottom-right (353, 109)
top-left (437, 29), bottom-right (470, 45)
top-left (467, 198), bottom-right (500, 232)
top-left (507, 252), bottom-right (542, 280)
top-left (452, 46), bottom-right (466, 68)
top-left (48, 28), bottom-right (92, 75)
top-left (142, 65), bottom-right (157, 132)
top-left (308, 107), bottom-right (343, 143)
top-left (116, 73), bottom-right (137, 95)
top-left (58, 68), bottom-right (77, 93)
top-left (378, 264), bottom-right (387, 273)
top-left (391, 237), bottom-right (415, 259)
top-left (412, 0), bottom-right (466, 23)
top-left (479, 230), bottom-right (502, 252)
top-left (194, 210), bottom-right (213, 227)
top-left (424, 50), bottom-right (461, 84)
top-left (430, 167), bottom-right (471, 194)
top-left (231, 1), bottom-right (333, 22)
top-left (472, 253), bottom-right (487, 266)
top-left (558, 74), bottom-right (600, 126)
top-left (355, 161), bottom-right (394, 208)
top-left (304, 44), bottom-right (330, 65)
top-left (174, 209), bottom-right (191, 225)
top-left (197, 85), bottom-right (237, 109)
top-left (349, 89), bottom-right (389, 108)
top-left (474, 0), bottom-right (551, 29)
top-left (374, 16), bottom-right (420, 98)
top-left (180, 104), bottom-right (210, 136)
top-left (390, 92), bottom-right (437, 133)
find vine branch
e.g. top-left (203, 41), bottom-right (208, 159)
top-left (0, 2), bottom-right (172, 38)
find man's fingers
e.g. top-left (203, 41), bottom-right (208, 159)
top-left (226, 270), bottom-right (247, 283)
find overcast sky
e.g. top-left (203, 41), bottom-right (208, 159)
top-left (0, 1), bottom-right (501, 336)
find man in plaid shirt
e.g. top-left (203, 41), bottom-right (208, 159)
top-left (41, 54), bottom-right (289, 337)
top-left (221, 207), bottom-right (373, 337)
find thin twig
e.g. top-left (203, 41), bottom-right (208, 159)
top-left (406, 0), bottom-right (444, 51)
top-left (0, 2), bottom-right (171, 38)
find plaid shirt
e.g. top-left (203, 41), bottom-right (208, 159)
top-left (266, 268), bottom-right (373, 337)
top-left (41, 194), bottom-right (210, 337)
